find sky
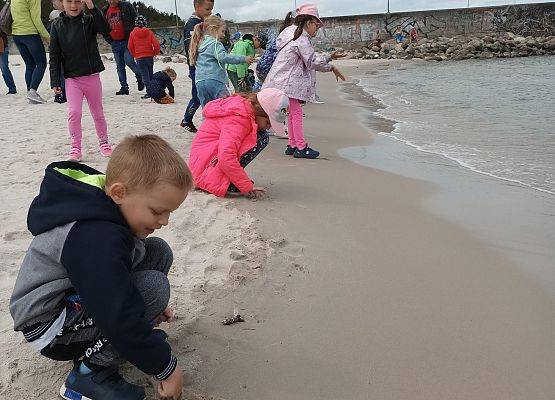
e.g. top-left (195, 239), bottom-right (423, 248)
top-left (147, 0), bottom-right (555, 22)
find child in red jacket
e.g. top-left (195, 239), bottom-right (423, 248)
top-left (128, 15), bottom-right (160, 98)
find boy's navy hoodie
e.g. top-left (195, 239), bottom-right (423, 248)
top-left (146, 71), bottom-right (175, 100)
top-left (9, 161), bottom-right (176, 381)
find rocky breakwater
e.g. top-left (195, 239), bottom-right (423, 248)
top-left (354, 33), bottom-right (555, 61)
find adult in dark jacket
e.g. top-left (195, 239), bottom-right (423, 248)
top-left (49, 0), bottom-right (113, 162)
top-left (102, 0), bottom-right (143, 95)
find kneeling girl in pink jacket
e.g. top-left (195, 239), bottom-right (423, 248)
top-left (188, 88), bottom-right (289, 198)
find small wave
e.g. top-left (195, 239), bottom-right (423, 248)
top-left (353, 79), bottom-right (555, 196)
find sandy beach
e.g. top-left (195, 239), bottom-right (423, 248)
top-left (1, 56), bottom-right (554, 399)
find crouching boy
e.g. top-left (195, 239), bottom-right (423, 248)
top-left (10, 135), bottom-right (192, 400)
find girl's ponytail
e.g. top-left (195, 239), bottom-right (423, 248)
top-left (189, 16), bottom-right (226, 66)
top-left (293, 15), bottom-right (313, 41)
top-left (279, 11), bottom-right (293, 33)
top-left (189, 23), bottom-right (204, 66)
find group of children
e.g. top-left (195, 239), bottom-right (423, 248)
top-left (8, 1), bottom-right (347, 399)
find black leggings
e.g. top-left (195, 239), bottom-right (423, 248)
top-left (228, 130), bottom-right (269, 193)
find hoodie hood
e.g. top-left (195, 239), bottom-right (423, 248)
top-left (276, 25), bottom-right (309, 50)
top-left (27, 162), bottom-right (127, 236)
top-left (199, 35), bottom-right (218, 51)
top-left (202, 95), bottom-right (254, 120)
top-left (133, 26), bottom-right (151, 39)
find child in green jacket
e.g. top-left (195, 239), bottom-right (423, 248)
top-left (227, 33), bottom-right (266, 92)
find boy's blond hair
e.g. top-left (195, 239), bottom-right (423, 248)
top-left (106, 135), bottom-right (193, 192)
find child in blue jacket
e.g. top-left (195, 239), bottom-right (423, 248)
top-left (188, 15), bottom-right (253, 106)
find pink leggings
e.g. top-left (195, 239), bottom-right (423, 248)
top-left (66, 73), bottom-right (108, 150)
top-left (288, 98), bottom-right (306, 150)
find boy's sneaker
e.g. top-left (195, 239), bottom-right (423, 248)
top-left (141, 94), bottom-right (150, 99)
top-left (27, 89), bottom-right (46, 104)
top-left (116, 88), bottom-right (129, 95)
top-left (137, 81), bottom-right (145, 91)
top-left (314, 94), bottom-right (325, 104)
top-left (68, 147), bottom-right (82, 162)
top-left (285, 145), bottom-right (296, 155)
top-left (294, 146), bottom-right (320, 159)
top-left (6, 90), bottom-right (16, 95)
top-left (60, 362), bottom-right (145, 400)
top-left (99, 143), bottom-right (113, 157)
top-left (180, 120), bottom-right (198, 133)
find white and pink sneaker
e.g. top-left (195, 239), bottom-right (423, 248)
top-left (99, 143), bottom-right (112, 157)
top-left (68, 147), bottom-right (82, 162)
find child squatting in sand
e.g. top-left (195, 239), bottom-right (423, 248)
top-left (146, 67), bottom-right (178, 104)
top-left (10, 135), bottom-right (191, 400)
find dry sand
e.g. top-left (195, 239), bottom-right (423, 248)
top-left (1, 57), bottom-right (554, 400)
top-left (0, 55), bottom-right (270, 398)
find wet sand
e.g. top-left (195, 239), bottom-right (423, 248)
top-left (185, 61), bottom-right (555, 400)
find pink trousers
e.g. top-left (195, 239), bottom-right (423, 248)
top-left (287, 98), bottom-right (306, 150)
top-left (66, 73), bottom-right (108, 150)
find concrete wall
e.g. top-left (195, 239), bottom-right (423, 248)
top-left (227, 2), bottom-right (555, 50)
top-left (8, 2), bottom-right (555, 55)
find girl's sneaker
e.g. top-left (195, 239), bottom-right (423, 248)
top-left (285, 145), bottom-right (296, 155)
top-left (99, 143), bottom-right (113, 157)
top-left (294, 146), bottom-right (320, 159)
top-left (60, 362), bottom-right (145, 400)
top-left (68, 147), bottom-right (82, 162)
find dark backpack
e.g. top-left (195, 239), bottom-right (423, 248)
top-left (0, 0), bottom-right (12, 35)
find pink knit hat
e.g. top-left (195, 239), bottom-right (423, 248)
top-left (296, 3), bottom-right (324, 27)
top-left (257, 88), bottom-right (289, 137)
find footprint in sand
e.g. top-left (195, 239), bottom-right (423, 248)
top-left (283, 243), bottom-right (304, 258)
top-left (3, 231), bottom-right (28, 242)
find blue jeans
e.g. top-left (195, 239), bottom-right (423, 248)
top-left (183, 66), bottom-right (200, 124)
top-left (110, 40), bottom-right (141, 90)
top-left (196, 79), bottom-right (230, 107)
top-left (136, 57), bottom-right (154, 85)
top-left (0, 47), bottom-right (16, 93)
top-left (13, 34), bottom-right (46, 91)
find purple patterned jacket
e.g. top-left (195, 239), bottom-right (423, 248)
top-left (262, 25), bottom-right (332, 102)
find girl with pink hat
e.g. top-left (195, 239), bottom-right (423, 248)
top-left (262, 3), bottom-right (345, 159)
top-left (188, 88), bottom-right (289, 198)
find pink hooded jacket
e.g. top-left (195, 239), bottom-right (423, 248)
top-left (188, 96), bottom-right (258, 197)
top-left (262, 25), bottom-right (332, 102)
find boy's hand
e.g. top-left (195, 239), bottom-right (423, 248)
top-left (155, 307), bottom-right (175, 326)
top-left (332, 66), bottom-right (346, 82)
top-left (158, 365), bottom-right (183, 400)
top-left (53, 87), bottom-right (62, 95)
top-left (84, 0), bottom-right (94, 9)
top-left (245, 56), bottom-right (254, 64)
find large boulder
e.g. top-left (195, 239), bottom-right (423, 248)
top-left (544, 37), bottom-right (555, 51)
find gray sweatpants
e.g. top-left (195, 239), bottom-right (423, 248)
top-left (40, 237), bottom-right (172, 368)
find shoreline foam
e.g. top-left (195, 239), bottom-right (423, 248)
top-left (349, 59), bottom-right (555, 196)
top-left (338, 63), bottom-right (555, 296)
